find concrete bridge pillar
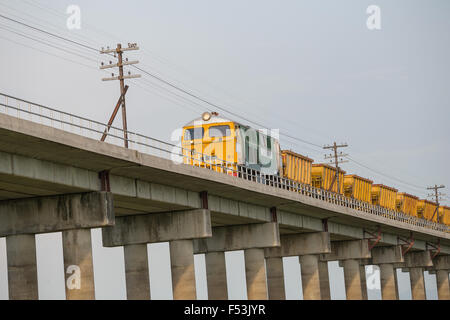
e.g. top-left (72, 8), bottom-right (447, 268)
top-left (194, 222), bottom-right (280, 300)
top-left (102, 209), bottom-right (212, 300)
top-left (244, 248), bottom-right (268, 300)
top-left (123, 244), bottom-right (151, 300)
top-left (428, 255), bottom-right (450, 300)
top-left (359, 264), bottom-right (368, 300)
top-left (401, 251), bottom-right (433, 300)
top-left (299, 254), bottom-right (322, 300)
top-left (379, 263), bottom-right (397, 300)
top-left (318, 261), bottom-right (331, 300)
top-left (0, 192), bottom-right (114, 300)
top-left (409, 267), bottom-right (426, 300)
top-left (342, 259), bottom-right (364, 300)
top-left (62, 229), bottom-right (96, 300)
top-left (170, 239), bottom-right (197, 300)
top-left (436, 270), bottom-right (450, 300)
top-left (321, 240), bottom-right (371, 300)
top-left (205, 251), bottom-right (228, 300)
top-left (265, 232), bottom-right (331, 300)
top-left (265, 257), bottom-right (285, 300)
top-left (371, 245), bottom-right (404, 300)
top-left (6, 234), bottom-right (39, 300)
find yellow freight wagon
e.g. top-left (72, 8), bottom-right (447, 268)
top-left (396, 193), bottom-right (419, 216)
top-left (417, 199), bottom-right (438, 222)
top-left (371, 184), bottom-right (398, 210)
top-left (311, 164), bottom-right (346, 195)
top-left (438, 206), bottom-right (450, 225)
top-left (281, 150), bottom-right (313, 185)
top-left (343, 175), bottom-right (373, 203)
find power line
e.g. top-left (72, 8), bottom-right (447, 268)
top-left (0, 11), bottom-right (443, 197)
top-left (0, 13), bottom-right (323, 149)
top-left (346, 156), bottom-right (427, 191)
top-left (0, 24), bottom-right (99, 63)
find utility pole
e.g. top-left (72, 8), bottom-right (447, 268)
top-left (100, 43), bottom-right (141, 148)
top-left (324, 142), bottom-right (349, 194)
top-left (427, 184), bottom-right (445, 223)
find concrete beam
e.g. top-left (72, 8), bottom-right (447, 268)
top-left (321, 240), bottom-right (371, 261)
top-left (102, 209), bottom-right (212, 247)
top-left (265, 232), bottom-right (331, 258)
top-left (371, 246), bottom-right (404, 265)
top-left (404, 251), bottom-right (433, 268)
top-left (194, 222), bottom-right (280, 253)
top-left (0, 192), bottom-right (114, 236)
top-left (432, 255), bottom-right (450, 270)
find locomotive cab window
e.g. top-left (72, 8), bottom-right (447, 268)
top-left (209, 125), bottom-right (231, 138)
top-left (184, 127), bottom-right (204, 140)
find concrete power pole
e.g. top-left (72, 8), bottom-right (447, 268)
top-left (100, 43), bottom-right (141, 148)
top-left (324, 142), bottom-right (348, 194)
top-left (427, 184), bottom-right (445, 223)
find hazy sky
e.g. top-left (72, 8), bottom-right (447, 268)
top-left (0, 0), bottom-right (448, 299)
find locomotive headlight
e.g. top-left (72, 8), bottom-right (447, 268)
top-left (202, 112), bottom-right (212, 121)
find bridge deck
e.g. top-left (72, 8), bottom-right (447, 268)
top-left (0, 112), bottom-right (449, 252)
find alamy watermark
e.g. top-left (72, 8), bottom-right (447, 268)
top-left (366, 265), bottom-right (381, 290)
top-left (366, 5), bottom-right (381, 30)
top-left (66, 5), bottom-right (81, 30)
top-left (66, 265), bottom-right (81, 290)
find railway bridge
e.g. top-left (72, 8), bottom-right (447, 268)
top-left (0, 93), bottom-right (449, 300)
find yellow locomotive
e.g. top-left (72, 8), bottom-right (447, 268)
top-left (181, 112), bottom-right (281, 177)
top-left (181, 112), bottom-right (449, 227)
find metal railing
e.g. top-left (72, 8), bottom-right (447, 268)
top-left (1, 92), bottom-right (448, 234)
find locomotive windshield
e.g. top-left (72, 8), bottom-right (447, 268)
top-left (184, 127), bottom-right (204, 140)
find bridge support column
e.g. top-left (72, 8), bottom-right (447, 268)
top-left (342, 259), bottom-right (364, 300)
top-left (205, 252), bottom-right (228, 300)
top-left (320, 240), bottom-right (371, 300)
top-left (0, 192), bottom-right (114, 300)
top-left (62, 229), bottom-right (96, 300)
top-left (124, 244), bottom-right (151, 300)
top-left (401, 251), bottom-right (433, 300)
top-left (194, 222), bottom-right (280, 300)
top-left (436, 270), bottom-right (450, 300)
top-left (244, 248), bottom-right (268, 300)
top-left (170, 239), bottom-right (196, 300)
top-left (299, 254), bottom-right (321, 300)
top-left (379, 264), bottom-right (397, 300)
top-left (409, 267), bottom-right (426, 300)
top-left (266, 257), bottom-right (285, 300)
top-left (371, 245), bottom-right (404, 300)
top-left (393, 267), bottom-right (400, 300)
top-left (318, 261), bottom-right (331, 300)
top-left (359, 264), bottom-right (368, 300)
top-left (428, 255), bottom-right (450, 300)
top-left (102, 209), bottom-right (212, 300)
top-left (265, 232), bottom-right (331, 300)
top-left (6, 234), bottom-right (39, 300)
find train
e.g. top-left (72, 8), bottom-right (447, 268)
top-left (181, 112), bottom-right (449, 226)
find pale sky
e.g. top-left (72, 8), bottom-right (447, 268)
top-left (0, 0), bottom-right (449, 299)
